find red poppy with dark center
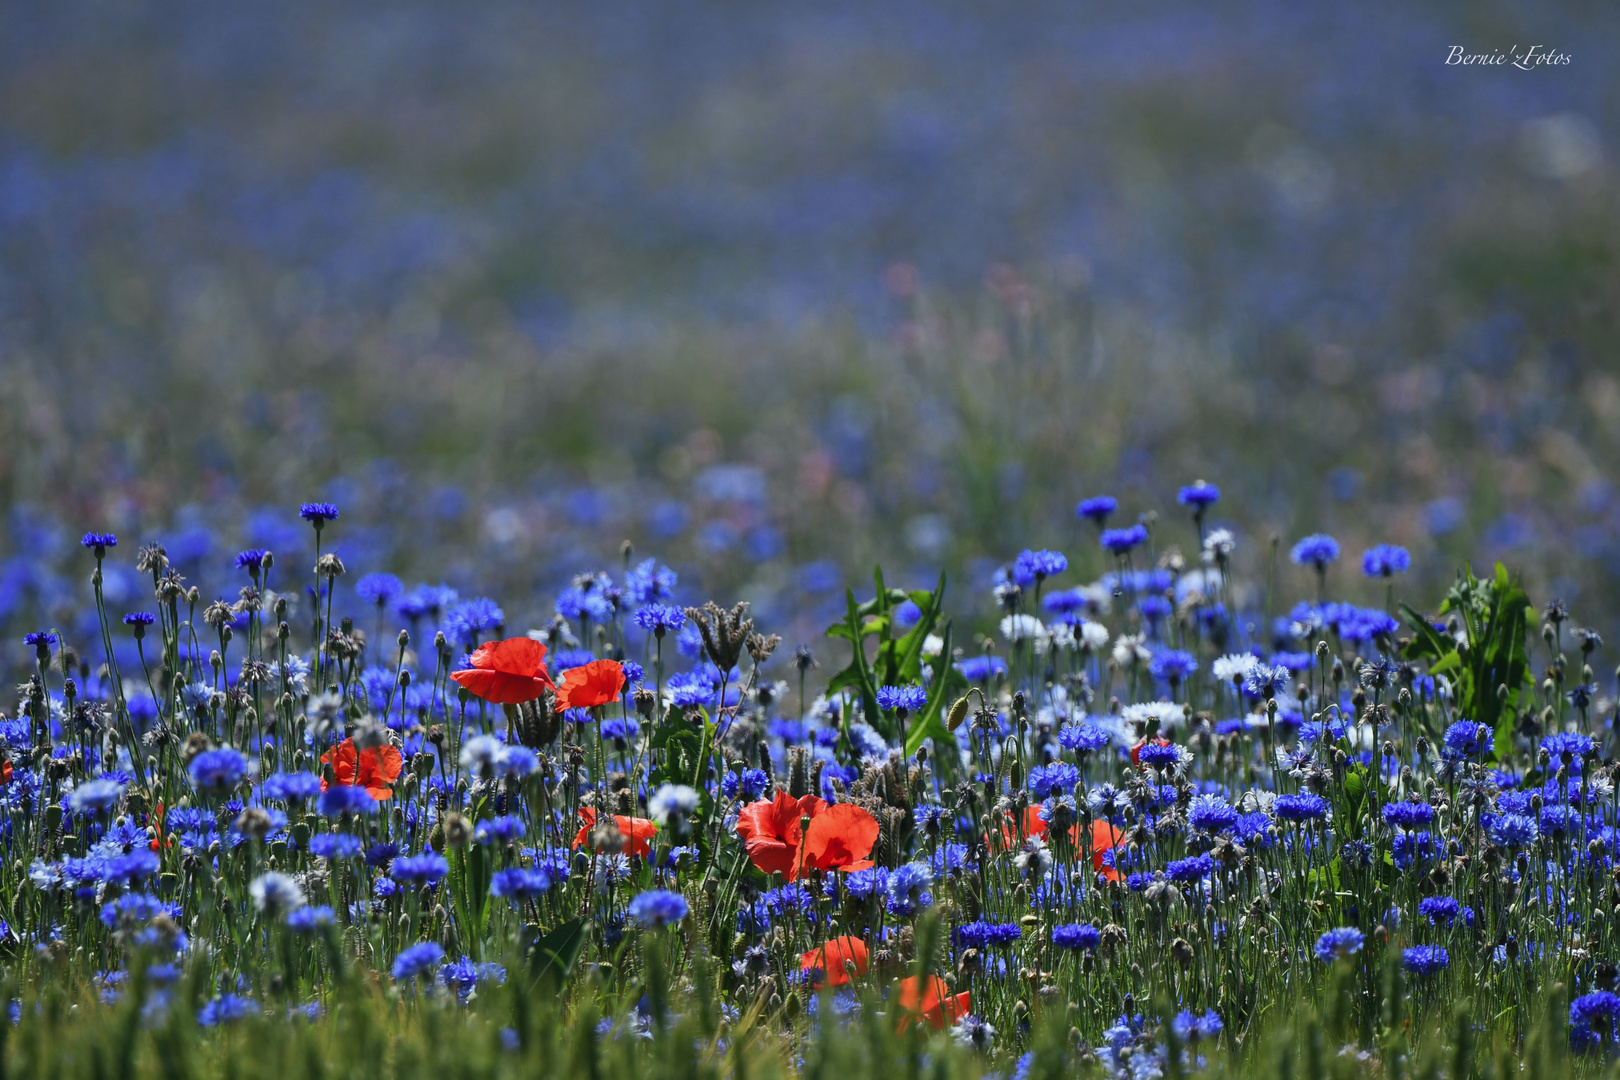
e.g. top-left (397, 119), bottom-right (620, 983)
top-left (320, 739), bottom-right (403, 800)
top-left (450, 637), bottom-right (556, 705)
top-left (555, 659), bottom-right (626, 711)
top-left (735, 793), bottom-right (879, 881)
top-left (800, 935), bottom-right (869, 989)
top-left (897, 975), bottom-right (971, 1031)
top-left (573, 806), bottom-right (657, 857)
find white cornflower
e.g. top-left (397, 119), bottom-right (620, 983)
top-left (648, 784), bottom-right (701, 825)
top-left (250, 871), bottom-right (307, 915)
top-left (1212, 653), bottom-right (1259, 683)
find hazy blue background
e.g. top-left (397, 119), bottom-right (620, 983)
top-left (3, 0), bottom-right (1618, 648)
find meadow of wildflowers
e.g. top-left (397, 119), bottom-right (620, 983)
top-left (2, 487), bottom-right (1620, 1078)
top-left (4, 3), bottom-right (1620, 1077)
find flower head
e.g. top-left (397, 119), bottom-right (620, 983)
top-left (299, 502), bottom-right (340, 527)
top-left (1076, 496), bottom-right (1117, 525)
top-left (554, 659), bottom-right (626, 710)
top-left (1314, 927), bottom-right (1365, 962)
top-left (627, 889), bottom-right (689, 928)
top-left (1361, 544), bottom-right (1410, 577)
top-left (450, 637), bottom-right (555, 705)
top-left (1290, 534), bottom-right (1341, 568)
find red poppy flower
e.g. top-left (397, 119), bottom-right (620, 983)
top-left (735, 792), bottom-right (826, 881)
top-left (450, 637), bottom-right (556, 705)
top-left (0, 760), bottom-right (12, 784)
top-left (554, 659), bottom-right (626, 711)
top-left (800, 935), bottom-right (869, 989)
top-left (573, 806), bottom-right (657, 857)
top-left (897, 975), bottom-right (971, 1031)
top-left (801, 803), bottom-right (879, 875)
top-left (151, 800), bottom-right (165, 852)
top-left (1130, 735), bottom-right (1171, 767)
top-left (1089, 818), bottom-right (1123, 882)
top-left (320, 739), bottom-right (403, 800)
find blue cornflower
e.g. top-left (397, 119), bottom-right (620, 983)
top-left (1402, 946), bottom-right (1449, 977)
top-left (1442, 721), bottom-right (1492, 760)
top-left (67, 778), bottom-right (125, 816)
top-left (1382, 800), bottom-right (1435, 831)
top-left (885, 862), bottom-right (934, 917)
top-left (442, 598), bottom-right (505, 644)
top-left (1187, 794), bottom-right (1238, 833)
top-left (635, 600), bottom-right (685, 634)
top-left (1487, 813), bottom-right (1538, 848)
top-left (198, 994), bottom-right (260, 1026)
top-left (286, 905), bottom-right (335, 933)
top-left (318, 784), bottom-right (377, 817)
top-left (1148, 650), bottom-right (1198, 683)
top-left (24, 631), bottom-right (57, 652)
top-left (1177, 481), bottom-right (1221, 511)
top-left (1314, 928), bottom-right (1365, 962)
top-left (1418, 896), bottom-right (1461, 925)
top-left (1137, 742), bottom-right (1181, 769)
top-left (1568, 682), bottom-right (1599, 710)
top-left (1542, 730), bottom-right (1595, 766)
top-left (1274, 793), bottom-right (1328, 822)
top-left (875, 684), bottom-right (927, 713)
top-left (1099, 525), bottom-right (1148, 555)
top-left (1571, 991), bottom-right (1620, 1027)
top-left (624, 559), bottom-right (678, 604)
top-left (391, 853), bottom-right (450, 886)
top-left (1361, 545), bottom-right (1411, 577)
top-left (438, 958), bottom-right (506, 1004)
top-left (722, 768), bottom-right (770, 802)
top-left (1029, 761), bottom-right (1080, 799)
top-left (627, 890), bottom-right (690, 928)
top-left (475, 815), bottom-right (526, 845)
top-left (490, 868), bottom-right (552, 903)
top-left (188, 748), bottom-right (249, 795)
top-left (1172, 1009), bottom-right (1224, 1043)
top-left (80, 532), bottom-right (118, 555)
top-left (955, 655), bottom-right (1007, 682)
top-left (1059, 723), bottom-right (1110, 753)
top-left (1290, 534), bottom-right (1341, 568)
top-left (1165, 854), bottom-right (1214, 882)
top-left (1052, 924), bottom-right (1101, 950)
top-left (262, 771), bottom-right (323, 803)
top-left (1243, 663), bottom-right (1289, 700)
top-left (122, 612), bottom-right (156, 634)
top-left (1013, 549), bottom-right (1068, 586)
top-left (555, 587), bottom-right (614, 625)
top-left (914, 803), bottom-right (950, 831)
top-left (234, 549), bottom-right (269, 573)
top-left (308, 833), bottom-right (364, 860)
top-left (299, 502), bottom-right (340, 527)
top-left (1075, 496), bottom-right (1118, 525)
top-left (620, 660), bottom-right (645, 685)
top-left (954, 922), bottom-right (1023, 949)
top-left (392, 942), bottom-right (446, 982)
top-left (355, 573), bottom-right (404, 606)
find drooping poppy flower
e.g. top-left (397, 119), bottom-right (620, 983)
top-left (573, 806), bottom-right (657, 857)
top-left (0, 760), bottom-right (12, 785)
top-left (450, 637), bottom-right (555, 705)
top-left (554, 659), bottom-right (626, 711)
top-left (800, 935), bottom-right (869, 989)
top-left (320, 739), bottom-right (404, 800)
top-left (735, 792), bottom-right (826, 881)
top-left (151, 800), bottom-right (166, 852)
top-left (897, 975), bottom-right (971, 1031)
top-left (801, 803), bottom-right (879, 874)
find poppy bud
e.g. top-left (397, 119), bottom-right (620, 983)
top-left (946, 696), bottom-right (970, 732)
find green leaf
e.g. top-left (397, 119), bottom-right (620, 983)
top-left (529, 918), bottom-right (587, 989)
top-left (905, 618), bottom-right (964, 759)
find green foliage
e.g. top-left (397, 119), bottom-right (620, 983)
top-left (824, 569), bottom-right (967, 758)
top-left (1400, 562), bottom-right (1532, 760)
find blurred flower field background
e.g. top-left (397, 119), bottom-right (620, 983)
top-left (3, 0), bottom-right (1619, 647)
